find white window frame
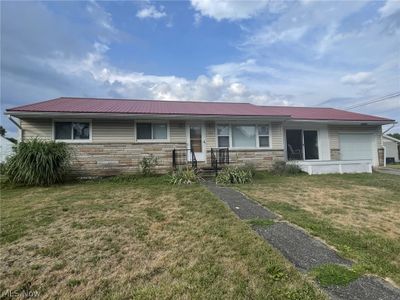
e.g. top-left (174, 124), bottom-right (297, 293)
top-left (135, 121), bottom-right (170, 143)
top-left (52, 119), bottom-right (92, 143)
top-left (215, 122), bottom-right (272, 149)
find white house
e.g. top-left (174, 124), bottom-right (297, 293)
top-left (5, 97), bottom-right (396, 175)
top-left (383, 135), bottom-right (400, 163)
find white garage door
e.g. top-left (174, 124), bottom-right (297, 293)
top-left (339, 134), bottom-right (374, 160)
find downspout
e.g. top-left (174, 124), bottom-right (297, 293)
top-left (383, 122), bottom-right (397, 134)
top-left (382, 145), bottom-right (386, 167)
top-left (8, 115), bottom-right (22, 142)
top-left (381, 122), bottom-right (397, 167)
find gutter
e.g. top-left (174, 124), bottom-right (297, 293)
top-left (4, 111), bottom-right (292, 121)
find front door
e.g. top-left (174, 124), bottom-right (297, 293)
top-left (187, 123), bottom-right (206, 161)
top-left (286, 129), bottom-right (319, 160)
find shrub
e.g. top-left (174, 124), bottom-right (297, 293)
top-left (243, 162), bottom-right (256, 177)
top-left (5, 138), bottom-right (71, 186)
top-left (0, 162), bottom-right (6, 175)
top-left (139, 154), bottom-right (159, 176)
top-left (169, 167), bottom-right (199, 185)
top-left (216, 166), bottom-right (253, 184)
top-left (270, 161), bottom-right (303, 176)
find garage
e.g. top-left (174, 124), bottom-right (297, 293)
top-left (339, 133), bottom-right (374, 161)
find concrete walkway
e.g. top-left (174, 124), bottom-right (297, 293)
top-left (375, 167), bottom-right (400, 176)
top-left (204, 182), bottom-right (400, 300)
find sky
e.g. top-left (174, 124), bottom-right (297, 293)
top-left (1, 0), bottom-right (399, 136)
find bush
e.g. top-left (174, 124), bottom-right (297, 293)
top-left (0, 162), bottom-right (6, 175)
top-left (5, 138), bottom-right (71, 186)
top-left (243, 162), bottom-right (256, 177)
top-left (139, 154), bottom-right (159, 176)
top-left (216, 166), bottom-right (253, 184)
top-left (271, 161), bottom-right (303, 175)
top-left (169, 167), bottom-right (199, 185)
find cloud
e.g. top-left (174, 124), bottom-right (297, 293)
top-left (245, 25), bottom-right (308, 46)
top-left (379, 0), bottom-right (400, 18)
top-left (136, 5), bottom-right (166, 19)
top-left (190, 0), bottom-right (269, 21)
top-left (340, 72), bottom-right (376, 85)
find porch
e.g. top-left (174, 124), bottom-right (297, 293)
top-left (287, 160), bottom-right (373, 175)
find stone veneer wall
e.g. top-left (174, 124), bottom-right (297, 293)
top-left (206, 149), bottom-right (285, 170)
top-left (69, 143), bottom-right (186, 176)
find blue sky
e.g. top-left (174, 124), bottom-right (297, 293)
top-left (1, 0), bottom-right (399, 135)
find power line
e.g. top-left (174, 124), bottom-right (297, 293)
top-left (345, 92), bottom-right (400, 110)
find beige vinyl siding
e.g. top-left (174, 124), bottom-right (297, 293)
top-left (169, 121), bottom-right (186, 143)
top-left (271, 122), bottom-right (284, 149)
top-left (328, 125), bottom-right (382, 149)
top-left (206, 121), bottom-right (216, 150)
top-left (92, 120), bottom-right (134, 143)
top-left (21, 118), bottom-right (52, 141)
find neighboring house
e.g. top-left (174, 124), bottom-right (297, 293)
top-left (0, 136), bottom-right (15, 163)
top-left (5, 97), bottom-right (395, 175)
top-left (383, 135), bottom-right (400, 163)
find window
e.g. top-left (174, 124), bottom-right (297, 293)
top-left (217, 125), bottom-right (229, 148)
top-left (137, 123), bottom-right (168, 140)
top-left (216, 124), bottom-right (270, 148)
top-left (54, 122), bottom-right (90, 140)
top-left (232, 125), bottom-right (256, 147)
top-left (258, 125), bottom-right (270, 148)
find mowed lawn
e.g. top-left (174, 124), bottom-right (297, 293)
top-left (0, 177), bottom-right (324, 300)
top-left (238, 172), bottom-right (400, 286)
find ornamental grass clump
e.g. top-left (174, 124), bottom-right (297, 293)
top-left (169, 167), bottom-right (199, 185)
top-left (216, 166), bottom-right (253, 184)
top-left (6, 138), bottom-right (71, 186)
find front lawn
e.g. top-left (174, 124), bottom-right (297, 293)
top-left (0, 176), bottom-right (323, 299)
top-left (237, 172), bottom-right (400, 286)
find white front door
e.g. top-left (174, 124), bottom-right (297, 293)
top-left (187, 123), bottom-right (206, 161)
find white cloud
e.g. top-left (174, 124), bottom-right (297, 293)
top-left (340, 72), bottom-right (375, 85)
top-left (208, 59), bottom-right (280, 79)
top-left (136, 5), bottom-right (166, 19)
top-left (379, 0), bottom-right (400, 18)
top-left (193, 12), bottom-right (202, 26)
top-left (190, 0), bottom-right (269, 21)
top-left (245, 25), bottom-right (308, 46)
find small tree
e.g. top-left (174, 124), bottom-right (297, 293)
top-left (6, 138), bottom-right (71, 186)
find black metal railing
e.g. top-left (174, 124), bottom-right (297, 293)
top-left (211, 148), bottom-right (229, 174)
top-left (172, 148), bottom-right (197, 170)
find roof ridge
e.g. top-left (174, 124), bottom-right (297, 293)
top-left (58, 96), bottom-right (253, 106)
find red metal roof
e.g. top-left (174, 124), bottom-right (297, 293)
top-left (6, 97), bottom-right (394, 122)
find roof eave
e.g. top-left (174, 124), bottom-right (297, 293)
top-left (4, 111), bottom-right (292, 121)
top-left (288, 119), bottom-right (395, 125)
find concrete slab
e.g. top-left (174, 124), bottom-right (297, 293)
top-left (255, 223), bottom-right (352, 271)
top-left (325, 276), bottom-right (400, 300)
top-left (204, 182), bottom-right (277, 220)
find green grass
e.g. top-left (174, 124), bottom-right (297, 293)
top-left (0, 175), bottom-right (324, 299)
top-left (238, 172), bottom-right (400, 285)
top-left (311, 264), bottom-right (361, 287)
top-left (246, 218), bottom-right (275, 227)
